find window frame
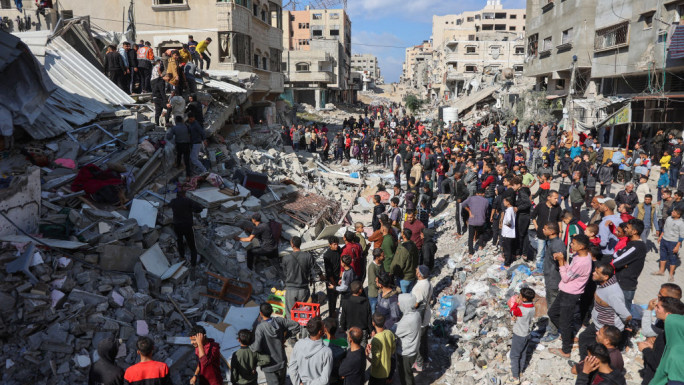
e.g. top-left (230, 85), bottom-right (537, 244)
top-left (594, 21), bottom-right (630, 52)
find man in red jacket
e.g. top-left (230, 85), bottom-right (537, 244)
top-left (341, 231), bottom-right (362, 279)
top-left (190, 325), bottom-right (222, 385)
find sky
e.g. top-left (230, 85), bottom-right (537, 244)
top-left (343, 0), bottom-right (526, 83)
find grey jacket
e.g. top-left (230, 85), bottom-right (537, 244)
top-left (250, 317), bottom-right (301, 372)
top-left (282, 251), bottom-right (321, 289)
top-left (592, 278), bottom-right (631, 330)
top-left (392, 293), bottom-right (421, 357)
top-left (287, 338), bottom-right (333, 385)
top-left (598, 164), bottom-right (613, 184)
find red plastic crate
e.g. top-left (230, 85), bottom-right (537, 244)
top-left (291, 302), bottom-right (320, 326)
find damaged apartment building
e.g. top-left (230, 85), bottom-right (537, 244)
top-left (525, 0), bottom-right (684, 146)
top-left (16, 0), bottom-right (288, 124)
top-left (281, 6), bottom-right (354, 109)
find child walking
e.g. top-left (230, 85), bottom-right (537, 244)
top-left (501, 196), bottom-right (516, 268)
top-left (508, 287), bottom-right (536, 384)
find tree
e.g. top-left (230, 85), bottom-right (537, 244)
top-left (404, 94), bottom-right (424, 114)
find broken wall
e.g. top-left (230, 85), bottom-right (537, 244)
top-left (0, 167), bottom-right (41, 236)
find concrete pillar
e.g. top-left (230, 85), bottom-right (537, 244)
top-left (315, 89), bottom-right (322, 110)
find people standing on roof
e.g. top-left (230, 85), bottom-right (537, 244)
top-left (196, 37), bottom-right (212, 70)
top-left (104, 45), bottom-right (126, 92)
top-left (137, 41), bottom-right (155, 93)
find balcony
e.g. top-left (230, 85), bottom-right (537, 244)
top-left (445, 52), bottom-right (459, 63)
top-left (446, 70), bottom-right (463, 82)
top-left (286, 71), bottom-right (335, 83)
top-left (253, 69), bottom-right (284, 93)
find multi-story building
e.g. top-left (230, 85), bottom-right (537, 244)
top-left (524, 0), bottom-right (684, 146)
top-left (3, 0), bottom-right (285, 123)
top-left (281, 7), bottom-right (353, 106)
top-left (351, 54), bottom-right (381, 83)
top-left (401, 40), bottom-right (433, 95)
top-left (428, 0), bottom-right (526, 101)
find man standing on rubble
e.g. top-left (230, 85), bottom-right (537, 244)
top-left (282, 236), bottom-right (323, 316)
top-left (251, 303), bottom-right (302, 385)
top-left (189, 325), bottom-right (222, 385)
top-left (104, 45), bottom-right (126, 91)
top-left (137, 41), bottom-right (154, 93)
top-left (168, 189), bottom-right (203, 275)
top-left (166, 116), bottom-right (193, 177)
top-left (235, 213), bottom-right (278, 270)
top-left (187, 112), bottom-right (207, 176)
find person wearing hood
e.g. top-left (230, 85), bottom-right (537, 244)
top-left (392, 292), bottom-right (422, 385)
top-left (250, 303), bottom-right (301, 385)
top-left (189, 325), bottom-right (222, 385)
top-left (375, 272), bottom-right (402, 329)
top-left (420, 228), bottom-right (437, 269)
top-left (287, 317), bottom-right (333, 385)
top-left (412, 265), bottom-right (433, 372)
top-left (648, 308), bottom-right (684, 385)
top-left (340, 280), bottom-right (372, 337)
top-left (88, 337), bottom-right (124, 385)
top-left (390, 228), bottom-right (419, 293)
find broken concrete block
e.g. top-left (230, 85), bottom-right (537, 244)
top-left (136, 320), bottom-right (149, 336)
top-left (111, 291), bottom-right (125, 307)
top-left (129, 199), bottom-right (159, 228)
top-left (98, 244), bottom-right (144, 272)
top-left (74, 355), bottom-right (91, 368)
top-left (67, 289), bottom-right (107, 306)
top-left (123, 116), bottom-right (139, 147)
top-left (5, 242), bottom-right (39, 284)
top-left (214, 225), bottom-right (242, 241)
top-left (133, 262), bottom-right (150, 293)
top-left (242, 196), bottom-right (262, 210)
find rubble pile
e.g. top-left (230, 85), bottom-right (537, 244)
top-left (420, 205), bottom-right (645, 385)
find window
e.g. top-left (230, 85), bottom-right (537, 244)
top-left (527, 33), bottom-right (538, 57)
top-left (466, 46), bottom-right (476, 54)
top-left (495, 24), bottom-right (506, 30)
top-left (253, 4), bottom-right (258, 15)
top-left (509, 26), bottom-right (517, 31)
top-left (457, 19), bottom-right (462, 25)
top-left (484, 12), bottom-right (494, 19)
top-left (515, 46), bottom-right (524, 54)
top-left (561, 28), bottom-right (573, 45)
top-left (261, 9), bottom-right (267, 22)
top-left (465, 65), bottom-right (477, 72)
top-left (298, 39), bottom-right (309, 45)
top-left (0, 0), bottom-right (11, 8)
top-left (658, 31), bottom-right (668, 44)
top-left (290, 14), bottom-right (295, 21)
top-left (475, 14), bottom-right (481, 19)
top-left (467, 17), bottom-right (474, 22)
top-left (514, 65), bottom-right (523, 72)
top-left (218, 31), bottom-right (252, 65)
top-left (329, 12), bottom-right (339, 19)
top-left (312, 13), bottom-right (322, 20)
top-left (468, 34), bottom-right (476, 40)
top-left (282, 62), bottom-right (287, 71)
top-left (296, 62), bottom-right (310, 72)
top-left (643, 13), bottom-right (654, 29)
top-left (556, 79), bottom-right (566, 90)
top-left (330, 29), bottom-right (339, 36)
top-left (262, 57), bottom-right (268, 70)
top-left (595, 22), bottom-right (629, 51)
top-left (510, 14), bottom-right (517, 19)
top-left (155, 0), bottom-right (185, 4)
top-left (495, 12), bottom-right (507, 19)
top-left (482, 24), bottom-right (494, 30)
top-left (254, 54), bottom-right (259, 67)
top-left (312, 29), bottom-right (322, 36)
top-left (298, 23), bottom-right (309, 29)
top-left (542, 36), bottom-right (553, 52)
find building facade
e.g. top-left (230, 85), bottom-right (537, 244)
top-left (351, 53), bottom-right (382, 84)
top-left (400, 41), bottom-right (434, 95)
top-left (281, 7), bottom-right (352, 106)
top-left (3, 0), bottom-right (285, 121)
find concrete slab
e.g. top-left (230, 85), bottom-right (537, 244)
top-left (139, 243), bottom-right (170, 278)
top-left (0, 235), bottom-right (87, 249)
top-left (67, 289), bottom-right (107, 305)
top-left (315, 224), bottom-right (344, 240)
top-left (222, 305), bottom-right (260, 331)
top-left (98, 244), bottom-right (144, 272)
top-left (189, 187), bottom-right (233, 208)
top-left (128, 199), bottom-right (159, 228)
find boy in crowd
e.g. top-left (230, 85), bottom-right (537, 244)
top-left (230, 329), bottom-right (270, 385)
top-left (508, 287), bottom-right (537, 385)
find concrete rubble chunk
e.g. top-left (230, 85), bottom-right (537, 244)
top-left (67, 289), bottom-right (107, 306)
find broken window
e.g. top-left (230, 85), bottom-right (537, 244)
top-left (329, 13), bottom-right (339, 19)
top-left (330, 29), bottom-right (339, 36)
top-left (495, 12), bottom-right (506, 19)
top-left (296, 62), bottom-right (310, 71)
top-left (0, 0), bottom-right (11, 8)
top-left (312, 30), bottom-right (322, 36)
top-left (561, 28), bottom-right (573, 45)
top-left (643, 13), bottom-right (653, 29)
top-left (457, 19), bottom-right (462, 25)
top-left (262, 57), bottom-right (268, 70)
top-left (495, 24), bottom-right (506, 31)
top-left (270, 48), bottom-right (282, 72)
top-left (482, 24), bottom-right (494, 31)
top-left (254, 54), bottom-right (259, 68)
top-left (218, 31), bottom-right (252, 65)
top-left (514, 65), bottom-right (523, 72)
top-left (312, 13), bottom-right (322, 20)
top-left (542, 36), bottom-right (553, 52)
top-left (515, 46), bottom-right (524, 54)
top-left (509, 26), bottom-right (517, 31)
top-left (595, 22), bottom-right (629, 50)
top-left (556, 78), bottom-right (566, 90)
top-left (468, 34), bottom-right (476, 40)
top-left (465, 65), bottom-right (477, 72)
top-left (527, 33), bottom-right (538, 57)
top-left (483, 12), bottom-right (494, 19)
top-left (467, 17), bottom-right (474, 22)
top-left (466, 46), bottom-right (476, 54)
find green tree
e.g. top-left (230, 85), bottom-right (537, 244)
top-left (404, 94), bottom-right (424, 114)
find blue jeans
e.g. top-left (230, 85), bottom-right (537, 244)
top-left (369, 296), bottom-right (378, 314)
top-left (535, 238), bottom-right (547, 272)
top-left (622, 289), bottom-right (635, 311)
top-left (399, 279), bottom-right (415, 294)
top-left (660, 239), bottom-right (678, 265)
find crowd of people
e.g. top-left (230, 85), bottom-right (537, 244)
top-left (88, 104), bottom-right (684, 385)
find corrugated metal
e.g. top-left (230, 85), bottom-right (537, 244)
top-left (8, 31), bottom-right (134, 139)
top-left (201, 79), bottom-right (247, 94)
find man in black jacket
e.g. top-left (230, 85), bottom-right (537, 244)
top-left (168, 189), bottom-right (203, 269)
top-left (88, 338), bottom-right (124, 385)
top-left (531, 190), bottom-right (562, 273)
top-left (123, 42), bottom-right (138, 94)
top-left (104, 45), bottom-right (125, 91)
top-left (453, 172), bottom-right (470, 236)
top-left (615, 183), bottom-right (639, 212)
top-left (512, 176), bottom-right (532, 260)
top-left (323, 236), bottom-right (342, 317)
top-left (612, 218), bottom-right (647, 308)
top-left (340, 281), bottom-right (372, 337)
top-left (371, 194), bottom-right (385, 232)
